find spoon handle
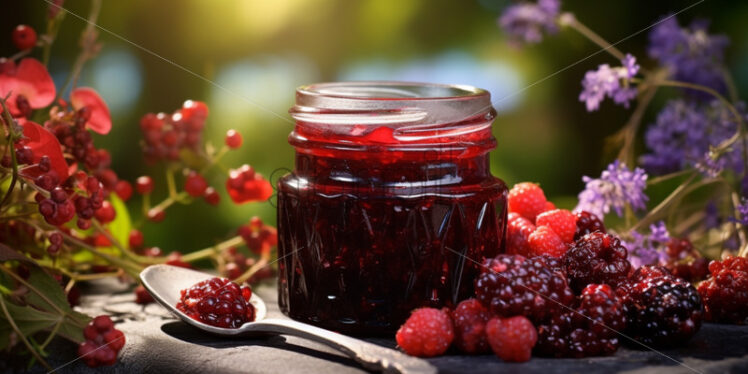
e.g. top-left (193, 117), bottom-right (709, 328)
top-left (248, 318), bottom-right (436, 374)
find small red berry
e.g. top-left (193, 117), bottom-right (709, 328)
top-left (485, 316), bottom-right (537, 362)
top-left (395, 308), bottom-right (454, 357)
top-left (184, 171), bottom-right (208, 197)
top-left (225, 129), bottom-right (243, 149)
top-left (93, 315), bottom-right (114, 332)
top-left (129, 229), bottom-right (144, 248)
top-left (505, 212), bottom-right (535, 256)
top-left (94, 200), bottom-right (116, 223)
top-left (177, 277), bottom-right (255, 328)
top-left (147, 208), bottom-right (165, 222)
top-left (12, 25), bottom-right (37, 50)
top-left (528, 225), bottom-right (568, 258)
top-left (135, 176), bottom-right (154, 194)
top-left (114, 180), bottom-right (133, 201)
top-left (204, 186), bottom-right (220, 205)
top-left (134, 285), bottom-right (154, 304)
top-left (536, 209), bottom-right (577, 243)
top-left (451, 299), bottom-right (491, 354)
top-left (508, 182), bottom-right (547, 222)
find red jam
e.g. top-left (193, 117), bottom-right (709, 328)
top-left (277, 82), bottom-right (507, 334)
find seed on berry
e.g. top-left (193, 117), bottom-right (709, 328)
top-left (184, 171), bottom-right (208, 197)
top-left (225, 129), bottom-right (243, 149)
top-left (12, 25), bottom-right (37, 50)
top-left (396, 308), bottom-right (454, 357)
top-left (135, 176), bottom-right (154, 194)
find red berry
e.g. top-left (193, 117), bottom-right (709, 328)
top-left (129, 229), bottom-right (144, 248)
top-left (564, 232), bottom-right (631, 293)
top-left (225, 165), bottom-right (273, 204)
top-left (536, 209), bottom-right (577, 243)
top-left (147, 208), bottom-right (165, 222)
top-left (181, 100), bottom-right (208, 129)
top-left (528, 225), bottom-right (568, 258)
top-left (574, 211), bottom-right (606, 240)
top-left (94, 200), bottom-right (116, 223)
top-left (395, 308), bottom-right (454, 357)
top-left (184, 171), bottom-right (208, 197)
top-left (204, 186), bottom-right (220, 205)
top-left (225, 129), bottom-right (243, 149)
top-left (93, 315), bottom-right (114, 332)
top-left (135, 176), bottom-right (154, 194)
top-left (134, 284), bottom-right (154, 305)
top-left (508, 182), bottom-right (547, 222)
top-left (114, 180), bottom-right (133, 201)
top-left (103, 329), bottom-right (126, 351)
top-left (543, 201), bottom-right (556, 212)
top-left (78, 315), bottom-right (124, 367)
top-left (177, 277), bottom-right (255, 328)
top-left (698, 256), bottom-right (748, 324)
top-left (485, 316), bottom-right (537, 362)
top-left (451, 299), bottom-right (490, 354)
top-left (505, 213), bottom-right (535, 256)
top-left (12, 25), bottom-right (37, 50)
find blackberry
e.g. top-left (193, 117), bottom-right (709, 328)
top-left (574, 211), bottom-right (606, 240)
top-left (535, 284), bottom-right (626, 358)
top-left (475, 254), bottom-right (575, 324)
top-left (564, 232), bottom-right (631, 293)
top-left (697, 256), bottom-right (748, 324)
top-left (616, 266), bottom-right (703, 347)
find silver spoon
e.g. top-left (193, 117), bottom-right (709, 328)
top-left (140, 264), bottom-right (436, 374)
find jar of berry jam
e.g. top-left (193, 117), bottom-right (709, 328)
top-left (277, 82), bottom-right (507, 335)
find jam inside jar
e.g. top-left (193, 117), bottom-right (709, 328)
top-left (277, 82), bottom-right (507, 335)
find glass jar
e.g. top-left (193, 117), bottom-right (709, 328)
top-left (277, 82), bottom-right (507, 335)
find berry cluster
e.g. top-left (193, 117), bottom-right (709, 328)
top-left (176, 277), bottom-right (256, 328)
top-left (238, 216), bottom-right (278, 254)
top-left (77, 316), bottom-right (125, 368)
top-left (226, 164), bottom-right (273, 204)
top-left (505, 182), bottom-right (583, 258)
top-left (139, 100), bottom-right (208, 163)
top-left (697, 256), bottom-right (748, 324)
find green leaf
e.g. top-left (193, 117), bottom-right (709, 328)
top-left (107, 194), bottom-right (131, 250)
top-left (0, 298), bottom-right (58, 350)
top-left (56, 310), bottom-right (89, 343)
top-left (25, 267), bottom-right (71, 314)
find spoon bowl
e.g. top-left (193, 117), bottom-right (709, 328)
top-left (140, 264), bottom-right (436, 374)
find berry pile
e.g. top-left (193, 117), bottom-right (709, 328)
top-left (176, 277), bottom-right (256, 328)
top-left (77, 316), bottom-right (125, 368)
top-left (505, 182), bottom-right (587, 258)
top-left (616, 266), bottom-right (703, 347)
top-left (697, 256), bottom-right (748, 324)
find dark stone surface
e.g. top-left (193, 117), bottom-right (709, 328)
top-left (4, 280), bottom-right (748, 374)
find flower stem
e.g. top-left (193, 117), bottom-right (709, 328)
top-left (0, 100), bottom-right (20, 210)
top-left (629, 172), bottom-right (697, 232)
top-left (614, 72), bottom-right (663, 165)
top-left (181, 235), bottom-right (244, 263)
top-left (234, 251), bottom-right (270, 284)
top-left (559, 13), bottom-right (625, 61)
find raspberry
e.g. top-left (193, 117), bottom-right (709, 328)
top-left (176, 277), bottom-right (256, 328)
top-left (616, 266), bottom-right (703, 347)
top-left (225, 129), bottom-right (243, 149)
top-left (574, 211), bottom-right (606, 240)
top-left (12, 25), bottom-right (37, 50)
top-left (528, 225), bottom-right (568, 258)
top-left (505, 212), bottom-right (535, 256)
top-left (697, 256), bottom-right (748, 324)
top-left (395, 308), bottom-right (454, 357)
top-left (536, 209), bottom-right (577, 243)
top-left (507, 182), bottom-right (547, 222)
top-left (475, 255), bottom-right (575, 324)
top-left (543, 201), bottom-right (556, 212)
top-left (135, 176), bottom-right (154, 194)
top-left (564, 232), bottom-right (631, 293)
top-left (485, 316), bottom-right (537, 362)
top-left (535, 283), bottom-right (626, 357)
top-left (184, 171), bottom-right (208, 197)
top-left (451, 299), bottom-right (490, 354)
top-left (77, 315), bottom-right (125, 367)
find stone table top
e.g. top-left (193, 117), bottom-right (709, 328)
top-left (7, 280), bottom-right (748, 374)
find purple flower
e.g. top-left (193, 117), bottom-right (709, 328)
top-left (499, 0), bottom-right (560, 46)
top-left (648, 16), bottom-right (729, 96)
top-left (579, 54), bottom-right (640, 111)
top-left (640, 99), bottom-right (745, 176)
top-left (575, 160), bottom-right (649, 218)
top-left (649, 221), bottom-right (670, 243)
top-left (733, 198), bottom-right (748, 226)
top-left (621, 222), bottom-right (670, 269)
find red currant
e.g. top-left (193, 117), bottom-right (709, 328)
top-left (225, 129), bottom-right (242, 149)
top-left (135, 176), bottom-right (154, 194)
top-left (114, 180), bottom-right (133, 201)
top-left (94, 201), bottom-right (116, 223)
top-left (12, 25), bottom-right (37, 50)
top-left (184, 171), bottom-right (208, 197)
top-left (147, 208), bottom-right (165, 222)
top-left (129, 229), bottom-right (144, 248)
top-left (204, 186), bottom-right (220, 205)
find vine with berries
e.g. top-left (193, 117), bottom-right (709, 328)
top-left (1, 0), bottom-right (276, 369)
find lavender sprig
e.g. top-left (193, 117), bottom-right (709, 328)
top-left (575, 160), bottom-right (648, 218)
top-left (579, 54), bottom-right (640, 112)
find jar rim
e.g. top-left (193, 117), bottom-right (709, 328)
top-left (297, 81), bottom-right (490, 102)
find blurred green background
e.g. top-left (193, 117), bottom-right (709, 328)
top-left (2, 0), bottom-right (748, 252)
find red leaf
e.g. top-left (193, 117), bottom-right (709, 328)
top-left (0, 58), bottom-right (56, 116)
top-left (70, 87), bottom-right (111, 134)
top-left (16, 120), bottom-right (69, 181)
